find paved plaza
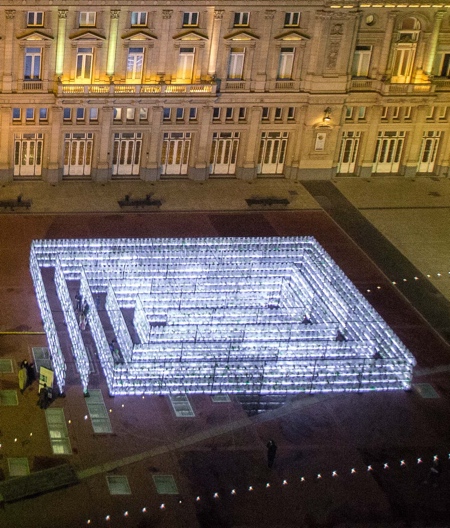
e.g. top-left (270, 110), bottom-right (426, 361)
top-left (0, 177), bottom-right (449, 527)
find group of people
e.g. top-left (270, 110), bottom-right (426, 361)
top-left (75, 291), bottom-right (90, 330)
top-left (17, 359), bottom-right (52, 409)
top-left (18, 360), bottom-right (35, 394)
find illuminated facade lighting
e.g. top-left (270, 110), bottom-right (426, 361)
top-left (30, 237), bottom-right (415, 396)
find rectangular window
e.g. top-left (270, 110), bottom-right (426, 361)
top-left (27, 12), bottom-right (44, 27)
top-left (126, 108), bottom-right (135, 121)
top-left (440, 53), bottom-right (450, 77)
top-left (228, 48), bottom-right (245, 80)
top-left (275, 108), bottom-right (283, 120)
top-left (76, 48), bottom-right (93, 81)
top-left (287, 107), bottom-right (295, 120)
top-left (212, 108), bottom-right (221, 120)
top-left (176, 108), bottom-right (184, 120)
top-left (392, 106), bottom-right (400, 120)
top-left (12, 108), bottom-right (21, 121)
top-left (278, 48), bottom-right (295, 80)
top-left (358, 107), bottom-right (366, 120)
top-left (234, 12), bottom-right (249, 27)
top-left (392, 46), bottom-right (415, 83)
top-left (163, 108), bottom-right (171, 120)
top-left (63, 108), bottom-right (72, 121)
top-left (131, 12), bottom-right (147, 26)
top-left (183, 12), bottom-right (199, 26)
top-left (345, 107), bottom-right (354, 120)
top-left (76, 108), bottom-right (85, 121)
top-left (89, 108), bottom-right (99, 121)
top-left (39, 108), bottom-right (48, 121)
top-left (79, 12), bottom-right (96, 27)
top-left (177, 48), bottom-right (195, 83)
top-left (438, 106), bottom-right (447, 120)
top-left (284, 12), bottom-right (300, 27)
top-left (225, 108), bottom-right (233, 120)
top-left (126, 47), bottom-right (144, 81)
top-left (26, 108), bottom-right (35, 121)
top-left (262, 107), bottom-right (269, 120)
top-left (139, 108), bottom-right (148, 121)
top-left (352, 46), bottom-right (372, 77)
top-left (189, 107), bottom-right (197, 120)
top-left (381, 106), bottom-right (388, 119)
top-left (404, 106), bottom-right (412, 120)
top-left (426, 106), bottom-right (435, 120)
top-left (24, 47), bottom-right (41, 80)
top-left (113, 108), bottom-right (122, 121)
top-left (239, 107), bottom-right (246, 120)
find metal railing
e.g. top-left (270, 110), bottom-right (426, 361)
top-left (58, 82), bottom-right (216, 96)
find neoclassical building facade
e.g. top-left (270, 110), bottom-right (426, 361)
top-left (0, 0), bottom-right (449, 183)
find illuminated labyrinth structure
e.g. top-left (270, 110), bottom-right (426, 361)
top-left (30, 237), bottom-right (415, 396)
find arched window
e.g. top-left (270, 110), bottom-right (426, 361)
top-left (398, 17), bottom-right (420, 42)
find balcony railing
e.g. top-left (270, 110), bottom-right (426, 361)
top-left (58, 82), bottom-right (217, 96)
top-left (17, 80), bottom-right (50, 92)
top-left (221, 80), bottom-right (250, 91)
top-left (434, 78), bottom-right (450, 91)
top-left (350, 79), bottom-right (378, 91)
top-left (350, 78), bottom-right (442, 95)
top-left (383, 83), bottom-right (435, 94)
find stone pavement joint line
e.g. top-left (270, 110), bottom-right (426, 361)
top-left (76, 393), bottom-right (332, 480)
top-left (414, 364), bottom-right (450, 377)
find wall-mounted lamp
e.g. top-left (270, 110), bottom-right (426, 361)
top-left (323, 107), bottom-right (332, 122)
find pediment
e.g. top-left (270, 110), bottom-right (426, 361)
top-left (173, 31), bottom-right (208, 41)
top-left (17, 31), bottom-right (54, 41)
top-left (122, 30), bottom-right (157, 41)
top-left (224, 31), bottom-right (260, 41)
top-left (275, 31), bottom-right (310, 41)
top-left (69, 30), bottom-right (106, 41)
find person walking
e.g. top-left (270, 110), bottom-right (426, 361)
top-left (75, 291), bottom-right (82, 313)
top-left (267, 439), bottom-right (277, 468)
top-left (38, 384), bottom-right (49, 409)
top-left (23, 360), bottom-right (36, 385)
top-left (18, 365), bottom-right (28, 394)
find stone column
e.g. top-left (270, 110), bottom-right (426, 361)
top-left (436, 128), bottom-right (450, 177)
top-left (424, 11), bottom-right (445, 77)
top-left (47, 107), bottom-right (63, 184)
top-left (106, 10), bottom-right (120, 79)
top-left (191, 107), bottom-right (212, 180)
top-left (55, 10), bottom-right (68, 78)
top-left (0, 108), bottom-right (11, 181)
top-left (287, 105), bottom-right (308, 180)
top-left (95, 107), bottom-right (113, 182)
top-left (208, 10), bottom-right (224, 78)
top-left (378, 11), bottom-right (398, 79)
top-left (2, 10), bottom-right (16, 92)
top-left (404, 106), bottom-right (427, 178)
top-left (359, 106), bottom-right (382, 178)
top-left (157, 10), bottom-right (173, 81)
top-left (237, 106), bottom-right (261, 180)
top-left (143, 106), bottom-right (162, 181)
top-left (254, 10), bottom-right (275, 91)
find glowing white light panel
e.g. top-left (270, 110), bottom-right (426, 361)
top-left (30, 237), bottom-right (415, 395)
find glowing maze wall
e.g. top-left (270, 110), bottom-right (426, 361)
top-left (30, 237), bottom-right (415, 395)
